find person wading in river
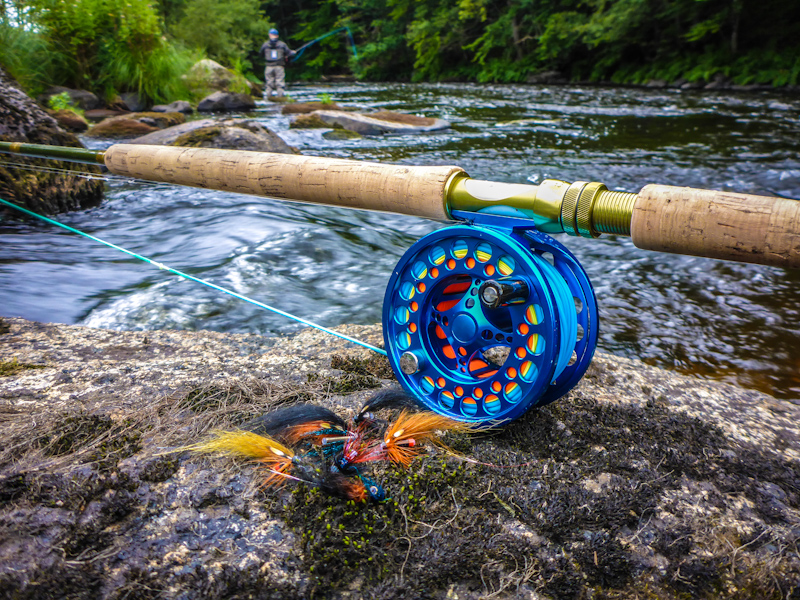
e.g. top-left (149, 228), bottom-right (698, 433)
top-left (260, 28), bottom-right (295, 99)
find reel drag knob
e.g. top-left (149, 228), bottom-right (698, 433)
top-left (479, 278), bottom-right (530, 309)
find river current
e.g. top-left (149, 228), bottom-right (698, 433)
top-left (1, 82), bottom-right (799, 402)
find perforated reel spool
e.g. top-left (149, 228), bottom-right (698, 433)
top-left (382, 225), bottom-right (598, 424)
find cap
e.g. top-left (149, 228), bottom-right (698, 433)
top-left (269, 28), bottom-right (279, 35)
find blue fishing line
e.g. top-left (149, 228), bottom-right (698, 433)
top-left (0, 196), bottom-right (387, 356)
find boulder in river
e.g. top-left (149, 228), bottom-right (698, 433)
top-left (45, 109), bottom-right (89, 133)
top-left (197, 91), bottom-right (256, 112)
top-left (0, 317), bottom-right (798, 599)
top-left (308, 109), bottom-right (450, 135)
top-left (281, 101), bottom-right (344, 114)
top-left (152, 100), bottom-right (194, 114)
top-left (131, 118), bottom-right (299, 154)
top-left (86, 112), bottom-right (186, 139)
top-left (289, 113), bottom-right (330, 129)
top-left (0, 67), bottom-right (103, 215)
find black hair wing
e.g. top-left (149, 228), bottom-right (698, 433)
top-left (243, 404), bottom-right (347, 437)
top-left (357, 388), bottom-right (421, 417)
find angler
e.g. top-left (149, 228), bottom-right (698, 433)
top-left (1, 140), bottom-right (798, 426)
top-left (259, 28), bottom-right (295, 99)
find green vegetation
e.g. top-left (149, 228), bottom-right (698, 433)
top-left (0, 0), bottom-right (195, 101)
top-left (0, 357), bottom-right (46, 376)
top-left (2, 0), bottom-right (799, 100)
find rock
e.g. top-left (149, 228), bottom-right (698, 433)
top-left (0, 67), bottom-right (103, 215)
top-left (118, 91), bottom-right (147, 112)
top-left (152, 100), bottom-right (194, 114)
top-left (322, 128), bottom-right (362, 140)
top-left (646, 79), bottom-right (668, 88)
top-left (183, 59), bottom-right (261, 97)
top-left (526, 70), bottom-right (567, 84)
top-left (308, 109), bottom-right (450, 135)
top-left (173, 123), bottom-right (299, 153)
top-left (129, 119), bottom-right (218, 145)
top-left (289, 113), bottom-right (330, 129)
top-left (0, 317), bottom-right (798, 599)
top-left (84, 108), bottom-right (130, 122)
top-left (768, 101), bottom-right (792, 111)
top-left (46, 109), bottom-right (88, 133)
top-left (87, 118), bottom-right (158, 138)
top-left (197, 91), bottom-right (256, 112)
top-left (130, 118), bottom-right (298, 154)
top-left (705, 74), bottom-right (731, 90)
top-left (282, 102), bottom-right (343, 114)
top-left (680, 80), bottom-right (705, 90)
top-left (86, 112), bottom-right (185, 139)
top-left (37, 86), bottom-right (101, 111)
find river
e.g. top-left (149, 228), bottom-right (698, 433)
top-left (1, 82), bottom-right (799, 402)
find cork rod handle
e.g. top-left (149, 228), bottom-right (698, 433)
top-left (104, 144), bottom-right (464, 221)
top-left (631, 185), bottom-right (800, 269)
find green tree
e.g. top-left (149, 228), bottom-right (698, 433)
top-left (171, 0), bottom-right (272, 71)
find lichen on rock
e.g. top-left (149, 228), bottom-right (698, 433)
top-left (0, 317), bottom-right (797, 599)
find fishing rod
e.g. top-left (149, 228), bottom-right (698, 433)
top-left (291, 26), bottom-right (358, 63)
top-left (1, 140), bottom-right (798, 425)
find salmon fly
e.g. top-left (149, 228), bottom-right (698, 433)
top-left (183, 388), bottom-right (481, 502)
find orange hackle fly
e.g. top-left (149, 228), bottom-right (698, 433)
top-left (382, 410), bottom-right (478, 468)
top-left (184, 430), bottom-right (296, 488)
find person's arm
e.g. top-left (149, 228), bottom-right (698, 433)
top-left (282, 41), bottom-right (296, 57)
top-left (259, 42), bottom-right (268, 60)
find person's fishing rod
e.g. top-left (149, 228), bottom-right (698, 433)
top-left (290, 26), bottom-right (358, 63)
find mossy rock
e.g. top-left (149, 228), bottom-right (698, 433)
top-left (87, 112), bottom-right (186, 138)
top-left (173, 126), bottom-right (223, 147)
top-left (289, 113), bottom-right (329, 129)
top-left (172, 123), bottom-right (299, 153)
top-left (282, 102), bottom-right (342, 114)
top-left (322, 129), bottom-right (362, 140)
top-left (130, 111), bottom-right (186, 128)
top-left (46, 109), bottom-right (88, 133)
top-left (0, 67), bottom-right (103, 215)
top-left (86, 117), bottom-right (159, 138)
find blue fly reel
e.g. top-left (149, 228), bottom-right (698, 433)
top-left (382, 217), bottom-right (598, 424)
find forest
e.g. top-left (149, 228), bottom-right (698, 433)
top-left (1, 0), bottom-right (799, 103)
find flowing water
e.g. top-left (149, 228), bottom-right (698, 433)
top-left (2, 82), bottom-right (799, 402)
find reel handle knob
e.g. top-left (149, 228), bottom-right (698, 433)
top-left (478, 278), bottom-right (530, 309)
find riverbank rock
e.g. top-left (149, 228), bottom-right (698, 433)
top-left (86, 112), bottom-right (186, 139)
top-left (197, 91), bottom-right (256, 112)
top-left (0, 316), bottom-right (797, 599)
top-left (308, 109), bottom-right (451, 135)
top-left (152, 100), bottom-right (194, 114)
top-left (37, 86), bottom-right (101, 111)
top-left (131, 118), bottom-right (298, 153)
top-left (0, 68), bottom-right (103, 215)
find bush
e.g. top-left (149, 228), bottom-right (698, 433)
top-left (3, 0), bottom-right (196, 104)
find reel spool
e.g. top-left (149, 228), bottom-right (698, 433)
top-left (383, 219), bottom-right (598, 424)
